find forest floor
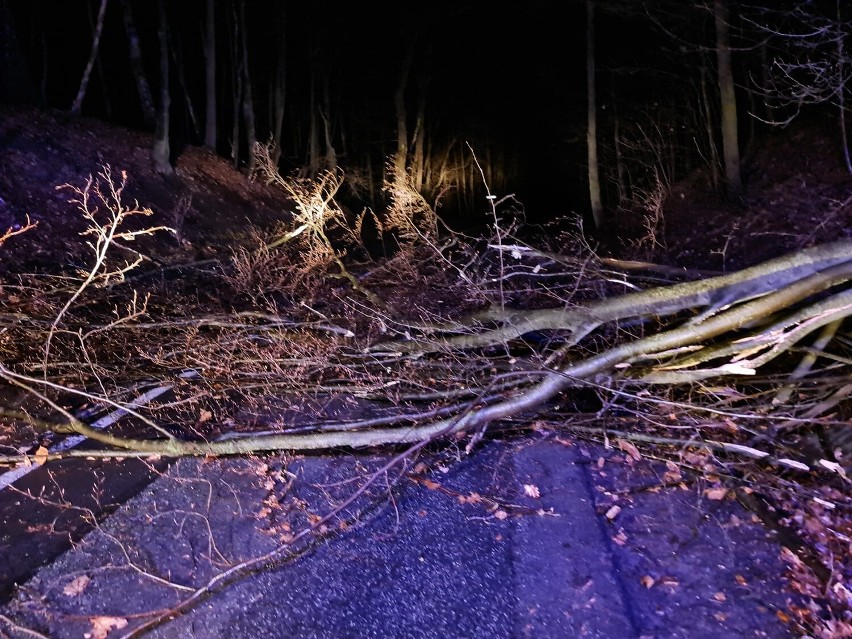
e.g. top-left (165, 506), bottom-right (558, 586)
top-left (0, 106), bottom-right (850, 638)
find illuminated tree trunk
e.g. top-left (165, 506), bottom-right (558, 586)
top-left (394, 44), bottom-right (414, 176)
top-left (71, 0), bottom-right (108, 114)
top-left (586, 0), bottom-right (604, 228)
top-left (714, 0), bottom-right (743, 196)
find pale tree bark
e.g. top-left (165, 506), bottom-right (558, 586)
top-left (411, 81), bottom-right (426, 192)
top-left (714, 0), bottom-right (743, 196)
top-left (203, 0), bottom-right (217, 149)
top-left (152, 0), bottom-right (173, 175)
top-left (586, 0), bottom-right (604, 228)
top-left (71, 0), bottom-right (109, 114)
top-left (120, 0), bottom-right (155, 129)
top-left (321, 76), bottom-right (336, 170)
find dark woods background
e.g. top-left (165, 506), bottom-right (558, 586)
top-left (1, 0), bottom-right (850, 226)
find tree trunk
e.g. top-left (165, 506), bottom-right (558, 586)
top-left (835, 3), bottom-right (852, 174)
top-left (699, 62), bottom-right (721, 190)
top-left (230, 1), bottom-right (242, 169)
top-left (170, 29), bottom-right (199, 141)
top-left (239, 0), bottom-right (256, 175)
top-left (394, 44), bottom-right (415, 177)
top-left (714, 0), bottom-right (743, 196)
top-left (203, 0), bottom-right (217, 149)
top-left (120, 0), bottom-right (155, 128)
top-left (411, 84), bottom-right (426, 192)
top-left (321, 76), bottom-right (336, 170)
top-left (152, 0), bottom-right (173, 175)
top-left (586, 0), bottom-right (604, 228)
top-left (87, 0), bottom-right (112, 117)
top-left (306, 71), bottom-right (320, 177)
top-left (71, 0), bottom-right (109, 114)
top-left (271, 0), bottom-right (287, 166)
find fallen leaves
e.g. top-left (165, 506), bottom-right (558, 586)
top-left (522, 484), bottom-right (540, 499)
top-left (703, 486), bottom-right (730, 501)
top-left (62, 575), bottom-right (91, 597)
top-left (87, 616), bottom-right (128, 639)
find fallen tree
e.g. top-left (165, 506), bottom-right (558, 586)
top-left (0, 167), bottom-right (848, 472)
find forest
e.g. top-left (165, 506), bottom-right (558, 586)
top-left (0, 1), bottom-right (850, 637)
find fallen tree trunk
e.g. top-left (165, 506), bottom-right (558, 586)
top-left (2, 240), bottom-right (849, 461)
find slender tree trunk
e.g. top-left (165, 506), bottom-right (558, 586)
top-left (271, 0), bottom-right (287, 165)
top-left (71, 0), bottom-right (108, 114)
top-left (307, 70), bottom-right (320, 177)
top-left (394, 44), bottom-right (414, 177)
top-left (700, 63), bottom-right (721, 190)
top-left (152, 0), bottom-right (173, 175)
top-left (239, 0), bottom-right (256, 175)
top-left (170, 30), bottom-right (199, 141)
top-left (230, 1), bottom-right (242, 168)
top-left (120, 0), bottom-right (155, 128)
top-left (411, 84), bottom-right (426, 192)
top-left (87, 0), bottom-right (111, 117)
top-left (321, 76), bottom-right (336, 169)
top-left (586, 0), bottom-right (604, 228)
top-left (613, 107), bottom-right (627, 207)
top-left (835, 2), bottom-right (852, 174)
top-left (714, 0), bottom-right (743, 196)
top-left (204, 0), bottom-right (217, 149)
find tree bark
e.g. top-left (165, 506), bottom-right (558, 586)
top-left (204, 0), bottom-right (217, 149)
top-left (71, 0), bottom-right (109, 114)
top-left (239, 0), bottom-right (257, 175)
top-left (394, 43), bottom-right (415, 177)
top-left (270, 0), bottom-right (287, 165)
top-left (714, 0), bottom-right (743, 196)
top-left (120, 0), bottom-right (155, 129)
top-left (586, 0), bottom-right (604, 228)
top-left (152, 0), bottom-right (173, 175)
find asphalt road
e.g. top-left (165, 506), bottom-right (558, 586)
top-left (0, 437), bottom-right (794, 638)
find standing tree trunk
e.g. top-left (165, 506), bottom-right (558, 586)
top-left (394, 44), bottom-right (414, 177)
top-left (714, 0), bottom-right (743, 196)
top-left (120, 0), bottom-right (155, 129)
top-left (239, 0), bottom-right (257, 175)
top-left (699, 62), bottom-right (722, 190)
top-left (87, 0), bottom-right (112, 117)
top-left (411, 79), bottom-right (427, 193)
top-left (152, 0), bottom-right (173, 175)
top-left (835, 2), bottom-right (852, 174)
top-left (321, 76), bottom-right (336, 170)
top-left (71, 0), bottom-right (109, 114)
top-left (270, 0), bottom-right (287, 165)
top-left (586, 0), bottom-right (604, 228)
top-left (306, 69), bottom-right (320, 177)
top-left (203, 0), bottom-right (217, 149)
